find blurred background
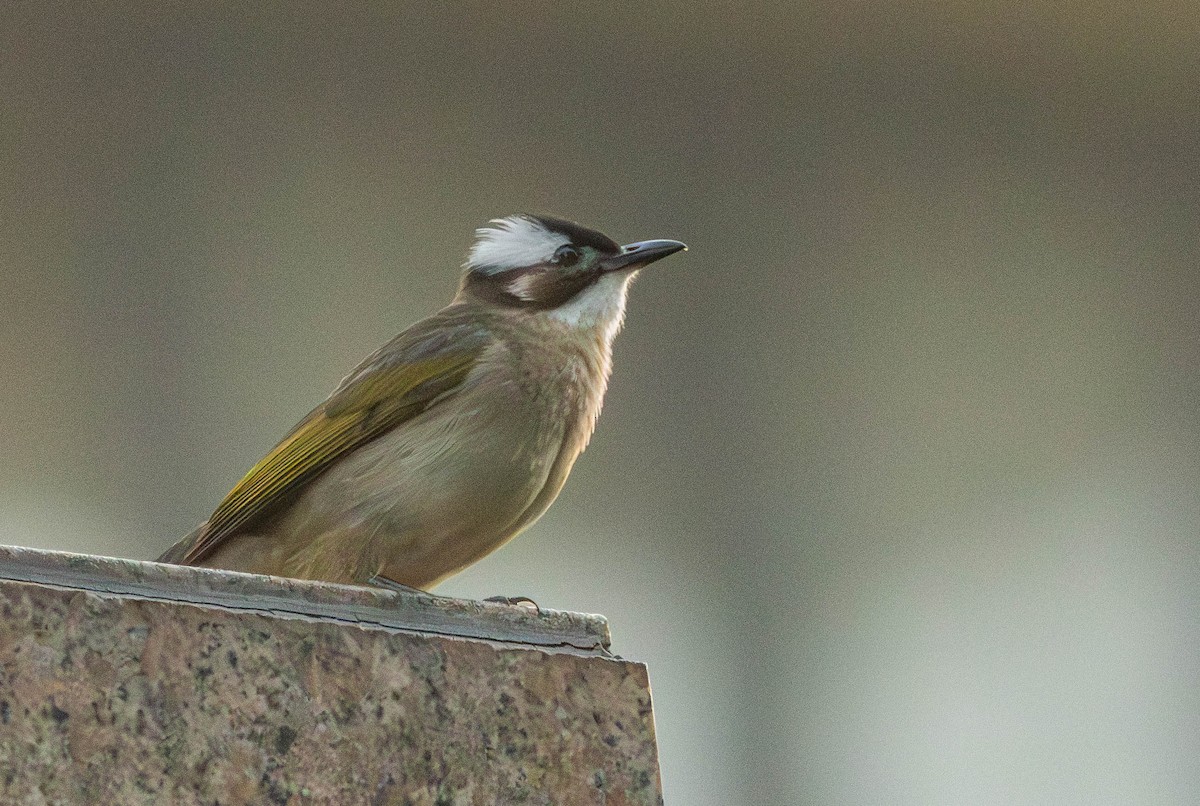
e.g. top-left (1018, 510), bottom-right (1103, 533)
top-left (3, 2), bottom-right (1198, 803)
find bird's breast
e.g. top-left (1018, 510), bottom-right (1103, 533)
top-left (314, 338), bottom-right (603, 524)
top-left (261, 328), bottom-right (615, 587)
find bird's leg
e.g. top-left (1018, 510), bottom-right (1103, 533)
top-left (370, 574), bottom-right (541, 613)
top-left (368, 574), bottom-right (432, 596)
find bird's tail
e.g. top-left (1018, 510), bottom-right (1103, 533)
top-left (156, 524), bottom-right (206, 565)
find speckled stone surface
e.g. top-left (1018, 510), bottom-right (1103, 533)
top-left (0, 551), bottom-right (662, 805)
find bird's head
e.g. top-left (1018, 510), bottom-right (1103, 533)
top-left (458, 215), bottom-right (685, 334)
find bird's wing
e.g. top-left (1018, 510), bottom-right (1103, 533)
top-left (170, 307), bottom-right (491, 566)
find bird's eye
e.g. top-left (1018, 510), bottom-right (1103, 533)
top-left (553, 245), bottom-right (581, 267)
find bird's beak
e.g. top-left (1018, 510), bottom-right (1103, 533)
top-left (600, 239), bottom-right (688, 273)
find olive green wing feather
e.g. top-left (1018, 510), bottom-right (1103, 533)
top-left (165, 310), bottom-right (491, 566)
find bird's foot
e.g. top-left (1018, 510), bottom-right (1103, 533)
top-left (368, 574), bottom-right (431, 596)
top-left (369, 575), bottom-right (541, 613)
top-left (484, 595), bottom-right (542, 614)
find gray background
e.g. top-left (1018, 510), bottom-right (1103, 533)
top-left (3, 3), bottom-right (1197, 804)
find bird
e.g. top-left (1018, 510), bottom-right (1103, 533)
top-left (157, 214), bottom-right (686, 592)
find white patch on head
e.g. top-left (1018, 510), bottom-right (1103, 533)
top-left (467, 215), bottom-right (570, 274)
top-left (546, 270), bottom-right (636, 345)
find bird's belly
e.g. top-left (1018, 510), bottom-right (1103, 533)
top-left (274, 386), bottom-right (573, 587)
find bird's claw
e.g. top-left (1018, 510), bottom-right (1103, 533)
top-left (484, 595), bottom-right (542, 614)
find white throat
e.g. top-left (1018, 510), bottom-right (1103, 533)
top-left (546, 271), bottom-right (636, 345)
